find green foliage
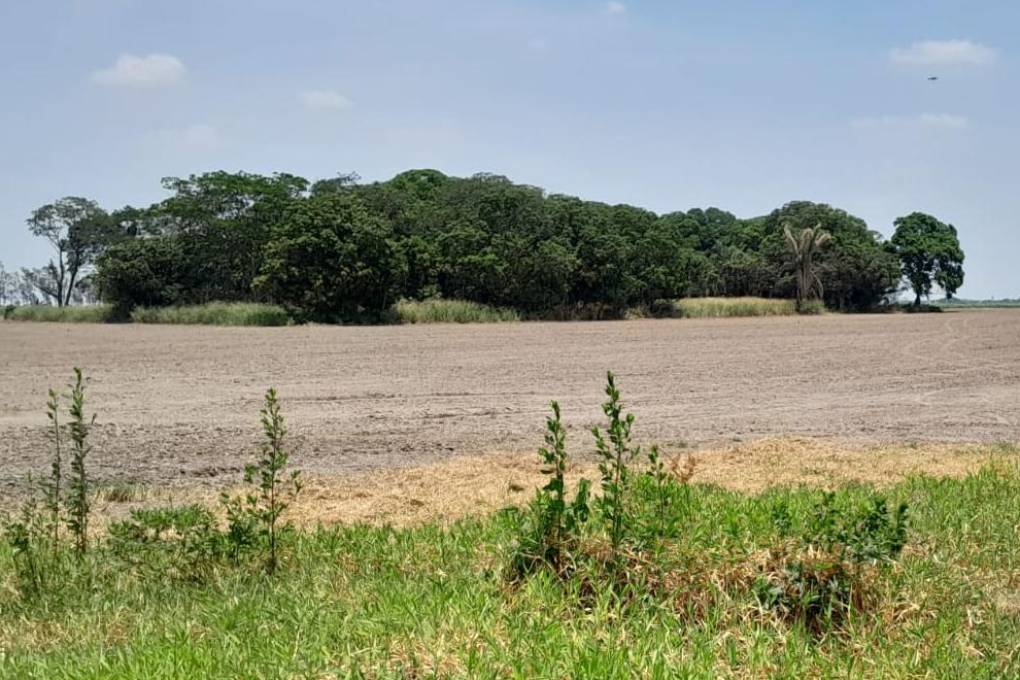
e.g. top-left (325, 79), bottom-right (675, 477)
top-left (25, 196), bottom-right (123, 307)
top-left (12, 390), bottom-right (1020, 677)
top-left (130, 302), bottom-right (289, 326)
top-left (65, 368), bottom-right (94, 556)
top-left (508, 402), bottom-right (591, 580)
top-left (761, 202), bottom-right (902, 311)
top-left (94, 237), bottom-right (185, 316)
top-left (3, 498), bottom-right (52, 596)
top-left (42, 390), bottom-right (62, 545)
top-left (755, 492), bottom-right (909, 631)
top-left (109, 505), bottom-right (222, 582)
top-left (392, 298), bottom-right (520, 324)
top-left (783, 223), bottom-right (831, 312)
top-left (18, 461), bottom-right (1020, 677)
top-left (591, 372), bottom-right (645, 563)
top-left (222, 388), bottom-right (302, 574)
top-left (75, 170), bottom-right (927, 320)
top-left (5, 304), bottom-right (113, 323)
top-left (255, 193), bottom-right (403, 322)
top-left (891, 212), bottom-right (966, 304)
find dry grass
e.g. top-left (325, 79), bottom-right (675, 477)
top-left (109, 438), bottom-right (1013, 530)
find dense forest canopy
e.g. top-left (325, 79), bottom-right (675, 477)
top-left (6, 169), bottom-right (964, 320)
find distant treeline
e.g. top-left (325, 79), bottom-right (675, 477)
top-left (6, 169), bottom-right (965, 321)
top-left (936, 298), bottom-right (1020, 308)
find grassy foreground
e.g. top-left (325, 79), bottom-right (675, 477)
top-left (2, 462), bottom-right (1018, 678)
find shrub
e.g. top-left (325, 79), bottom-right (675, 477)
top-left (65, 368), bottom-right (95, 556)
top-left (507, 401), bottom-right (591, 580)
top-left (592, 371), bottom-right (642, 563)
top-left (130, 302), bottom-right (290, 326)
top-left (221, 388), bottom-right (302, 574)
top-left (1, 370), bottom-right (95, 594)
top-left (755, 491), bottom-right (908, 631)
top-left (109, 504), bottom-right (221, 582)
top-left (393, 298), bottom-right (520, 324)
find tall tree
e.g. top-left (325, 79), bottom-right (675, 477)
top-left (26, 197), bottom-right (112, 306)
top-left (891, 212), bottom-right (965, 304)
top-left (254, 193), bottom-right (403, 322)
top-left (784, 223), bottom-right (831, 311)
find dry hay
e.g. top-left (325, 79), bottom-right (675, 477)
top-left (279, 437), bottom-right (1011, 527)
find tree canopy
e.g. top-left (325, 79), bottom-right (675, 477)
top-left (891, 212), bottom-right (965, 304)
top-left (26, 197), bottom-right (120, 306)
top-left (17, 169), bottom-right (964, 319)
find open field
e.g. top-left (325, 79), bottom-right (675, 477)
top-left (1, 309), bottom-right (1018, 494)
top-left (3, 310), bottom-right (1020, 678)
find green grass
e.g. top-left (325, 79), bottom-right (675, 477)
top-left (2, 464), bottom-right (1018, 678)
top-left (4, 304), bottom-right (114, 323)
top-left (393, 298), bottom-right (520, 324)
top-left (130, 302), bottom-right (290, 326)
top-left (661, 297), bottom-right (817, 318)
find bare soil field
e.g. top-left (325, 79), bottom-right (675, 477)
top-left (1, 310), bottom-right (1018, 495)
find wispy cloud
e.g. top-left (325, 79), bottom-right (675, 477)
top-left (605, 2), bottom-right (627, 15)
top-left (91, 54), bottom-right (186, 88)
top-left (851, 113), bottom-right (969, 130)
top-left (300, 89), bottom-right (352, 112)
top-left (890, 40), bottom-right (995, 67)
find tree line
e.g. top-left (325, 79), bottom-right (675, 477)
top-left (4, 169), bottom-right (965, 320)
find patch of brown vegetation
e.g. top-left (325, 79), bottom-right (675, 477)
top-left (269, 438), bottom-right (1014, 527)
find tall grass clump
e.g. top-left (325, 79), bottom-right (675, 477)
top-left (130, 302), bottom-right (290, 326)
top-left (5, 304), bottom-right (113, 323)
top-left (393, 298), bottom-right (520, 324)
top-left (670, 297), bottom-right (808, 318)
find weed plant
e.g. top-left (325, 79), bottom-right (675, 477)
top-left (4, 371), bottom-right (1018, 678)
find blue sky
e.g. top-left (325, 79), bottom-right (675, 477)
top-left (1, 0), bottom-right (1016, 298)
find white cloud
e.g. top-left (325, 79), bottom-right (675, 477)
top-left (889, 40), bottom-right (996, 67)
top-left (605, 1), bottom-right (627, 15)
top-left (91, 53), bottom-right (186, 87)
top-left (851, 113), bottom-right (969, 130)
top-left (300, 89), bottom-right (352, 112)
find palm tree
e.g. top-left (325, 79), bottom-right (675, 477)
top-left (784, 223), bottom-right (832, 312)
